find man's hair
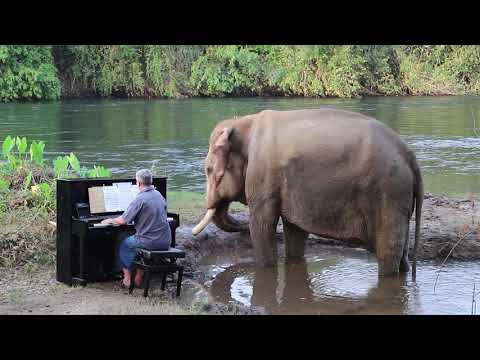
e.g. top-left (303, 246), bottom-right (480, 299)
top-left (136, 169), bottom-right (153, 186)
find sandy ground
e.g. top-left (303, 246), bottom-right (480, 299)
top-left (1, 193), bottom-right (479, 315)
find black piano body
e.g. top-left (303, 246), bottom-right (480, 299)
top-left (56, 177), bottom-right (180, 286)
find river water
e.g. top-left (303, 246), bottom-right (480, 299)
top-left (193, 244), bottom-right (480, 315)
top-left (2, 96), bottom-right (480, 314)
top-left (1, 96), bottom-right (480, 197)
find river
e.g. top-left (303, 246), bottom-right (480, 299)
top-left (1, 96), bottom-right (479, 197)
top-left (3, 96), bottom-right (480, 315)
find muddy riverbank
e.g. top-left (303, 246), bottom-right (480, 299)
top-left (1, 192), bottom-right (479, 315)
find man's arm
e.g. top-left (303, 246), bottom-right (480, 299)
top-left (101, 216), bottom-right (127, 225)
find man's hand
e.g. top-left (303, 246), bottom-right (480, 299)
top-left (100, 216), bottom-right (126, 226)
top-left (101, 218), bottom-right (113, 225)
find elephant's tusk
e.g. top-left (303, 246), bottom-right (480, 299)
top-left (192, 208), bottom-right (216, 236)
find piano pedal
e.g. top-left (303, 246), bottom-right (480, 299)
top-left (72, 277), bottom-right (87, 287)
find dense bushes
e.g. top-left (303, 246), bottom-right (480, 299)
top-left (0, 135), bottom-right (112, 267)
top-left (1, 45), bottom-right (480, 101)
top-left (0, 46), bottom-right (61, 101)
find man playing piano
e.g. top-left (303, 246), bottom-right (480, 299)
top-left (101, 169), bottom-right (171, 289)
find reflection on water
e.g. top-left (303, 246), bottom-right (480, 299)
top-left (199, 245), bottom-right (480, 315)
top-left (0, 96), bottom-right (480, 196)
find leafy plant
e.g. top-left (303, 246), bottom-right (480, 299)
top-left (23, 171), bottom-right (33, 191)
top-left (0, 45), bottom-right (61, 101)
top-left (2, 136), bottom-right (15, 159)
top-left (16, 137), bottom-right (27, 156)
top-left (87, 165), bottom-right (111, 178)
top-left (29, 141), bottom-right (45, 165)
top-left (67, 152), bottom-right (80, 173)
top-left (53, 155), bottom-right (69, 178)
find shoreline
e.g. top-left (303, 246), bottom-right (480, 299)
top-left (2, 94), bottom-right (477, 105)
top-left (1, 191), bottom-right (479, 314)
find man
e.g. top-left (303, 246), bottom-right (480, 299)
top-left (101, 169), bottom-right (171, 288)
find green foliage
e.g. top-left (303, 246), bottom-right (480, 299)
top-left (0, 46), bottom-right (61, 101)
top-left (67, 152), bottom-right (80, 173)
top-left (97, 45), bottom-right (144, 97)
top-left (53, 156), bottom-right (69, 178)
top-left (0, 177), bottom-right (9, 192)
top-left (23, 171), bottom-right (33, 191)
top-left (53, 153), bottom-right (111, 179)
top-left (2, 135), bottom-right (15, 159)
top-left (16, 137), bottom-right (27, 155)
top-left (29, 141), bottom-right (45, 165)
top-left (144, 45), bottom-right (205, 98)
top-left (2, 135), bottom-right (111, 197)
top-left (31, 182), bottom-right (56, 212)
top-left (5, 45), bottom-right (480, 100)
top-left (87, 165), bottom-right (111, 178)
top-left (191, 45), bottom-right (265, 96)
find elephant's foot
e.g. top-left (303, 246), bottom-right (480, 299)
top-left (377, 258), bottom-right (401, 277)
top-left (255, 257), bottom-right (278, 267)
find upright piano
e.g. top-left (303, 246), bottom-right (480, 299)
top-left (56, 177), bottom-right (179, 286)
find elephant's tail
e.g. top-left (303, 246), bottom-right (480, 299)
top-left (411, 155), bottom-right (423, 282)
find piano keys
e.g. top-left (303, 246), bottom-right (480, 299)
top-left (56, 177), bottom-right (179, 286)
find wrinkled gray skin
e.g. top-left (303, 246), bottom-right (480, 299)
top-left (195, 109), bottom-right (423, 278)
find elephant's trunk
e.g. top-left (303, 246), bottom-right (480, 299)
top-left (212, 202), bottom-right (249, 233)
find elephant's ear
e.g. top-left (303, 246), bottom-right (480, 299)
top-left (213, 127), bottom-right (233, 185)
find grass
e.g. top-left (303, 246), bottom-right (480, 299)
top-left (167, 191), bottom-right (248, 224)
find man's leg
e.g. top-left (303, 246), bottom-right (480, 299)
top-left (122, 268), bottom-right (132, 287)
top-left (119, 235), bottom-right (138, 287)
top-left (134, 269), bottom-right (144, 287)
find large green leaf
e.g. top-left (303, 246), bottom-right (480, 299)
top-left (67, 152), bottom-right (81, 173)
top-left (2, 135), bottom-right (15, 159)
top-left (16, 136), bottom-right (27, 155)
top-left (29, 140), bottom-right (45, 165)
top-left (53, 155), bottom-right (69, 178)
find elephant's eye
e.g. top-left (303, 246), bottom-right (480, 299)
top-left (207, 167), bottom-right (213, 174)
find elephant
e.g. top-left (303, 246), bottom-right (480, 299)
top-left (192, 108), bottom-right (423, 279)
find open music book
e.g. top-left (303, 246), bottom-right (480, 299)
top-left (88, 182), bottom-right (139, 214)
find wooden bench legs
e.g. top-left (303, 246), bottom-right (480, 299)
top-left (128, 263), bottom-right (184, 298)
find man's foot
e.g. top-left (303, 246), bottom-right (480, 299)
top-left (118, 280), bottom-right (130, 289)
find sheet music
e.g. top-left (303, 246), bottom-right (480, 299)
top-left (88, 187), bottom-right (106, 213)
top-left (116, 186), bottom-right (135, 210)
top-left (103, 186), bottom-right (120, 212)
top-left (89, 183), bottom-right (140, 213)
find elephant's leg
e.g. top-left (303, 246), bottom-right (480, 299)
top-left (375, 211), bottom-right (407, 277)
top-left (399, 221), bottom-right (410, 273)
top-left (249, 199), bottom-right (280, 267)
top-left (282, 217), bottom-right (308, 261)
top-left (251, 265), bottom-right (278, 310)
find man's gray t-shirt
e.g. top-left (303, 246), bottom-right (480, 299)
top-left (122, 186), bottom-right (171, 249)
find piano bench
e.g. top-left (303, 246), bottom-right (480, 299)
top-left (129, 247), bottom-right (186, 298)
